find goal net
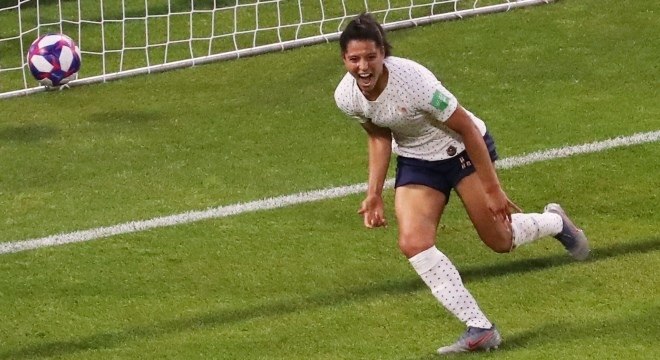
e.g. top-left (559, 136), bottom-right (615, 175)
top-left (0, 0), bottom-right (553, 99)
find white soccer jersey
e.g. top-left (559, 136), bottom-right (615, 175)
top-left (334, 56), bottom-right (487, 161)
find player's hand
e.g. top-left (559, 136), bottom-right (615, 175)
top-left (487, 188), bottom-right (522, 224)
top-left (358, 194), bottom-right (387, 228)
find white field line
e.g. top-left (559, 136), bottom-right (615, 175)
top-left (2, 130), bottom-right (659, 255)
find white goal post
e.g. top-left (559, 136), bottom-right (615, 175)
top-left (0, 0), bottom-right (554, 99)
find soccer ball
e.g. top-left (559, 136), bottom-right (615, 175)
top-left (27, 33), bottom-right (81, 87)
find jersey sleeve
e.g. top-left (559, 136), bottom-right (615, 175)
top-left (411, 64), bottom-right (458, 123)
top-left (334, 74), bottom-right (369, 124)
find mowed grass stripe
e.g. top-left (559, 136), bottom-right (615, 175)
top-left (1, 130), bottom-right (658, 255)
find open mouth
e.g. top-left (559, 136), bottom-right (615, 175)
top-left (357, 73), bottom-right (373, 88)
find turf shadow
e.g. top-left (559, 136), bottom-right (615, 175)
top-left (461, 236), bottom-right (660, 283)
top-left (1, 237), bottom-right (657, 359)
top-left (407, 306), bottom-right (659, 360)
top-left (0, 124), bottom-right (58, 143)
top-left (502, 306), bottom-right (659, 350)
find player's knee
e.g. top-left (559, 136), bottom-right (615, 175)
top-left (477, 227), bottom-right (513, 254)
top-left (484, 236), bottom-right (513, 253)
top-left (398, 232), bottom-right (435, 258)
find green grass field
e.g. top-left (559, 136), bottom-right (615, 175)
top-left (0, 0), bottom-right (658, 359)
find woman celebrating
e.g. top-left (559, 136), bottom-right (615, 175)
top-left (334, 13), bottom-right (589, 355)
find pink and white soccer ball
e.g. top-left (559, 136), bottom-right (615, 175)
top-left (27, 33), bottom-right (81, 87)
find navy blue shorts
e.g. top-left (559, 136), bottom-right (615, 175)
top-left (394, 132), bottom-right (498, 202)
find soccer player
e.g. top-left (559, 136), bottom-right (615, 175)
top-left (334, 13), bottom-right (590, 355)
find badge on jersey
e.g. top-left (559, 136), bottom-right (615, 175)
top-left (430, 90), bottom-right (449, 111)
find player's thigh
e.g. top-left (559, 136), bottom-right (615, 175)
top-left (455, 173), bottom-right (512, 252)
top-left (394, 184), bottom-right (446, 257)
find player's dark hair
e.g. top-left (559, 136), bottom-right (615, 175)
top-left (339, 13), bottom-right (392, 57)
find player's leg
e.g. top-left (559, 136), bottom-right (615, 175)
top-left (454, 172), bottom-right (516, 252)
top-left (394, 184), bottom-right (443, 258)
top-left (395, 156), bottom-right (501, 353)
top-left (395, 185), bottom-right (501, 354)
top-left (452, 132), bottom-right (588, 257)
top-left (455, 173), bottom-right (561, 251)
top-left (395, 184), bottom-right (495, 332)
top-left (455, 171), bottom-right (589, 259)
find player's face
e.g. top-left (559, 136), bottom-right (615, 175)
top-left (342, 39), bottom-right (386, 99)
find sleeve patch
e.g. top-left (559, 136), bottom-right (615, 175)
top-left (430, 90), bottom-right (449, 111)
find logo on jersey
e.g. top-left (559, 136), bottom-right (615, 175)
top-left (430, 90), bottom-right (449, 111)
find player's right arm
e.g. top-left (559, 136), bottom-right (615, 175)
top-left (334, 75), bottom-right (390, 228)
top-left (359, 120), bottom-right (392, 228)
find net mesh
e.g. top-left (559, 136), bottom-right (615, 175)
top-left (0, 0), bottom-right (552, 98)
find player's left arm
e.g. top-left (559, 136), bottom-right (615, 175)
top-left (410, 64), bottom-right (518, 221)
top-left (445, 106), bottom-right (518, 222)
